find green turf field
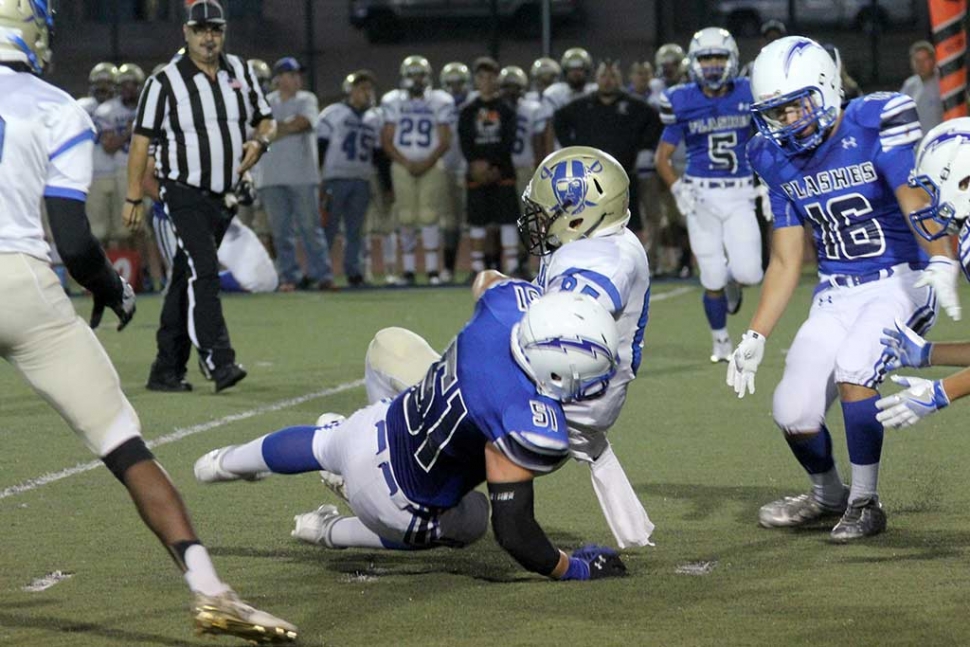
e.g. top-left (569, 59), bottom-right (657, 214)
top-left (2, 278), bottom-right (970, 647)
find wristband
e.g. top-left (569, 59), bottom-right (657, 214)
top-left (125, 198), bottom-right (142, 206)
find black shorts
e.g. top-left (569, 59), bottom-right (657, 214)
top-left (466, 184), bottom-right (519, 227)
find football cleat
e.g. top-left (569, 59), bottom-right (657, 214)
top-left (292, 504), bottom-right (346, 548)
top-left (193, 589), bottom-right (297, 644)
top-left (725, 280), bottom-right (743, 315)
top-left (319, 470), bottom-right (349, 502)
top-left (710, 335), bottom-right (733, 363)
top-left (758, 487), bottom-right (849, 528)
top-left (194, 447), bottom-right (269, 484)
top-left (830, 495), bottom-right (887, 542)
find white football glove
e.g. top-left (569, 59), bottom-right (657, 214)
top-left (755, 183), bottom-right (773, 222)
top-left (670, 178), bottom-right (696, 217)
top-left (875, 375), bottom-right (950, 429)
top-left (914, 255), bottom-right (962, 321)
top-left (726, 330), bottom-right (765, 398)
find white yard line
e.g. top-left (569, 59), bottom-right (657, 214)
top-left (0, 284), bottom-right (698, 502)
top-left (0, 379), bottom-right (364, 501)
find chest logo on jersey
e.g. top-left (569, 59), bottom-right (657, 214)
top-left (540, 158), bottom-right (601, 215)
top-left (687, 114), bottom-right (750, 134)
top-left (780, 161), bottom-right (877, 199)
top-left (841, 136), bottom-right (857, 150)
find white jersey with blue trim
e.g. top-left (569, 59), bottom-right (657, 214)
top-left (317, 101), bottom-right (383, 181)
top-left (512, 96), bottom-right (545, 170)
top-left (659, 78), bottom-right (754, 179)
top-left (749, 92), bottom-right (926, 277)
top-left (440, 91), bottom-right (470, 171)
top-left (0, 68), bottom-right (95, 261)
top-left (385, 280), bottom-right (569, 509)
top-left (535, 228), bottom-right (650, 433)
top-left (92, 96), bottom-right (137, 174)
top-left (380, 87), bottom-right (455, 162)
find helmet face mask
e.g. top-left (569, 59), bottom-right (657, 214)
top-left (687, 27), bottom-right (739, 91)
top-left (750, 36), bottom-right (842, 156)
top-left (440, 62), bottom-right (470, 98)
top-left (511, 292), bottom-right (619, 404)
top-left (909, 118), bottom-right (970, 243)
top-left (519, 146), bottom-right (631, 256)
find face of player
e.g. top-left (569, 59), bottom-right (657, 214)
top-left (596, 67), bottom-right (622, 98)
top-left (443, 79), bottom-right (467, 99)
top-left (91, 81), bottom-right (115, 104)
top-left (184, 22), bottom-right (225, 67)
top-left (661, 61), bottom-right (680, 84)
top-left (405, 73), bottom-right (428, 96)
top-left (565, 67), bottom-right (587, 90)
top-left (501, 83), bottom-right (523, 103)
top-left (119, 81), bottom-right (141, 105)
top-left (628, 66), bottom-right (650, 94)
top-left (535, 72), bottom-right (556, 93)
top-left (912, 49), bottom-right (936, 80)
top-left (348, 80), bottom-right (374, 109)
top-left (763, 95), bottom-right (818, 139)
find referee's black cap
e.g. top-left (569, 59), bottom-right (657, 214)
top-left (186, 0), bottom-right (226, 26)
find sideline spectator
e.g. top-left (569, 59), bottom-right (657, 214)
top-left (901, 40), bottom-right (944, 132)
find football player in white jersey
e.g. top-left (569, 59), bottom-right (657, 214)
top-left (728, 37), bottom-right (958, 543)
top-left (0, 2), bottom-right (295, 641)
top-left (876, 118), bottom-right (970, 428)
top-left (528, 56), bottom-right (561, 104)
top-left (438, 61), bottom-right (472, 283)
top-left (380, 55), bottom-right (455, 285)
top-left (82, 62), bottom-right (120, 246)
top-left (657, 27), bottom-right (764, 363)
top-left (359, 147), bottom-right (655, 548)
top-left (540, 48), bottom-right (597, 153)
top-left (318, 69), bottom-right (383, 286)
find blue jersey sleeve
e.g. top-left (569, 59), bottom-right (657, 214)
top-left (492, 396), bottom-right (569, 474)
top-left (869, 93), bottom-right (922, 190)
top-left (747, 134), bottom-right (802, 228)
top-left (658, 89), bottom-right (684, 145)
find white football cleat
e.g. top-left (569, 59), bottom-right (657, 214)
top-left (194, 447), bottom-right (269, 484)
top-left (315, 412), bottom-right (346, 428)
top-left (292, 504), bottom-right (346, 548)
top-left (320, 469), bottom-right (349, 502)
top-left (193, 588), bottom-right (297, 644)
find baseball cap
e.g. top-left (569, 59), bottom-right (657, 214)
top-left (186, 0), bottom-right (226, 26)
top-left (273, 56), bottom-right (304, 76)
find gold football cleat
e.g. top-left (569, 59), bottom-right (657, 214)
top-left (193, 589), bottom-right (297, 644)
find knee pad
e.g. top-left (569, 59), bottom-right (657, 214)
top-left (437, 491), bottom-right (489, 547)
top-left (365, 327), bottom-right (440, 389)
top-left (772, 381), bottom-right (826, 434)
top-left (731, 262), bottom-right (764, 287)
top-left (697, 261), bottom-right (729, 291)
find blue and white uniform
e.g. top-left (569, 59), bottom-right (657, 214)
top-left (314, 280), bottom-right (568, 544)
top-left (535, 229), bottom-right (650, 459)
top-left (750, 93), bottom-right (937, 429)
top-left (660, 77), bottom-right (763, 290)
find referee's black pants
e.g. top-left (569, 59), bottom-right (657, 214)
top-left (154, 181), bottom-right (235, 377)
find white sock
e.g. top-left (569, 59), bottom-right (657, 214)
top-left (182, 544), bottom-right (230, 596)
top-left (329, 516), bottom-right (389, 548)
top-left (421, 226), bottom-right (440, 273)
top-left (711, 327), bottom-right (729, 342)
top-left (500, 224), bottom-right (519, 274)
top-left (809, 466), bottom-right (845, 507)
top-left (470, 227), bottom-right (486, 272)
top-left (849, 463), bottom-right (879, 502)
top-left (220, 438), bottom-right (270, 474)
top-left (383, 232), bottom-right (398, 273)
top-left (400, 228), bottom-right (417, 273)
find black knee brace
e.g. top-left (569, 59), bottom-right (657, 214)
top-left (102, 436), bottom-right (155, 482)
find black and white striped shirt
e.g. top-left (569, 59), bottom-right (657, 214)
top-left (134, 53), bottom-right (272, 195)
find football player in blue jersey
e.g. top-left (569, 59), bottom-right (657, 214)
top-left (876, 117), bottom-right (970, 428)
top-left (656, 27), bottom-right (765, 364)
top-left (193, 289), bottom-right (628, 581)
top-left (727, 36), bottom-right (961, 542)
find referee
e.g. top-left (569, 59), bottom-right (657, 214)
top-left (122, 0), bottom-right (276, 393)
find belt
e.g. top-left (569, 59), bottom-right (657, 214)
top-left (821, 261), bottom-right (924, 289)
top-left (164, 180), bottom-right (227, 200)
top-left (683, 176), bottom-right (754, 189)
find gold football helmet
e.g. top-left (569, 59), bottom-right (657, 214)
top-left (530, 56), bottom-right (561, 85)
top-left (499, 65), bottom-right (528, 90)
top-left (117, 63), bottom-right (146, 86)
top-left (520, 146), bottom-right (631, 255)
top-left (439, 61), bottom-right (469, 96)
top-left (0, 0), bottom-right (52, 74)
top-left (560, 47), bottom-right (592, 73)
top-left (400, 54), bottom-right (432, 93)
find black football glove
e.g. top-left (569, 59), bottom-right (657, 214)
top-left (91, 278), bottom-right (136, 331)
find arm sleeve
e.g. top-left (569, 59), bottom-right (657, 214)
top-left (488, 480), bottom-right (561, 576)
top-left (133, 76), bottom-right (166, 139)
top-left (876, 93), bottom-right (922, 189)
top-left (45, 197), bottom-right (123, 303)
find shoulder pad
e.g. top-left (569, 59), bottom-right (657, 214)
top-left (495, 398), bottom-right (569, 474)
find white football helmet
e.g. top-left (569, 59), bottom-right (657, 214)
top-left (909, 117), bottom-right (970, 242)
top-left (750, 36), bottom-right (843, 155)
top-left (0, 0), bottom-right (52, 74)
top-left (687, 27), bottom-right (739, 91)
top-left (400, 54), bottom-right (432, 93)
top-left (520, 146), bottom-right (631, 255)
top-left (511, 292), bottom-right (619, 403)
